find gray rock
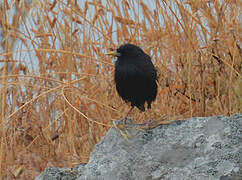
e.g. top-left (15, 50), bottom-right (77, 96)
top-left (35, 164), bottom-right (85, 180)
top-left (35, 114), bottom-right (242, 180)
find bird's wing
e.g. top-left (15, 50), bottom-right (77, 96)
top-left (136, 54), bottom-right (157, 81)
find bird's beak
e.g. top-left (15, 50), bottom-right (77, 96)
top-left (105, 51), bottom-right (121, 57)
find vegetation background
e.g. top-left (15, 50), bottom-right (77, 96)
top-left (0, 0), bottom-right (241, 179)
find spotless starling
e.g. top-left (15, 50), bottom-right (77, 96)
top-left (106, 44), bottom-right (158, 125)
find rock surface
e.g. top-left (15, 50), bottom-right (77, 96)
top-left (35, 114), bottom-right (242, 180)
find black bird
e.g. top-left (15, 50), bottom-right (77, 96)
top-left (106, 44), bottom-right (158, 124)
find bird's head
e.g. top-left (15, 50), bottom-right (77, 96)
top-left (105, 44), bottom-right (144, 58)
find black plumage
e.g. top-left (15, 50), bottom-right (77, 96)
top-left (106, 44), bottom-right (158, 123)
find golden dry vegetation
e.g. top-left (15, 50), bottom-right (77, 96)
top-left (0, 0), bottom-right (241, 179)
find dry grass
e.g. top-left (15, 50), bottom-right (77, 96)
top-left (0, 0), bottom-right (241, 179)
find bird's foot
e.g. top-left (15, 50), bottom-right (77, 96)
top-left (113, 117), bottom-right (133, 129)
top-left (144, 118), bottom-right (153, 129)
top-left (120, 116), bottom-right (129, 124)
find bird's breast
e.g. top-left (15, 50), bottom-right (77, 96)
top-left (115, 61), bottom-right (139, 81)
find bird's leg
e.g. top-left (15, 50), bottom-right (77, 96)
top-left (120, 106), bottom-right (134, 124)
top-left (144, 108), bottom-right (153, 127)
